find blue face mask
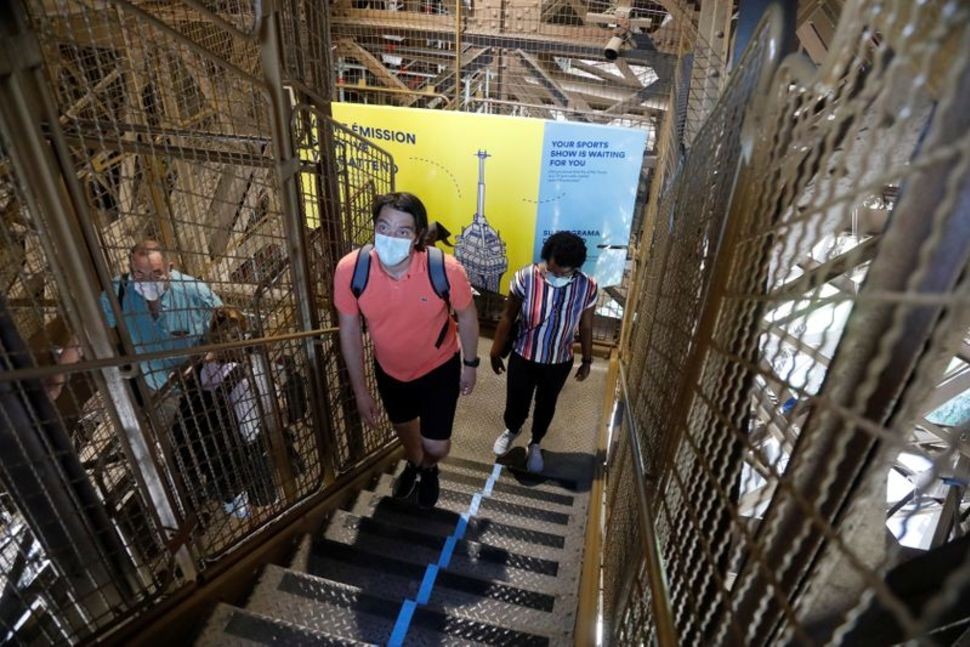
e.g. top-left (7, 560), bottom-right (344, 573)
top-left (374, 233), bottom-right (413, 267)
top-left (546, 274), bottom-right (574, 288)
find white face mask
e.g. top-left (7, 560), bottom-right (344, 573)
top-left (133, 280), bottom-right (167, 301)
top-left (374, 233), bottom-right (413, 267)
top-left (546, 274), bottom-right (574, 289)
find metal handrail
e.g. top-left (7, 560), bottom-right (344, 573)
top-left (618, 360), bottom-right (678, 646)
top-left (0, 327), bottom-right (340, 383)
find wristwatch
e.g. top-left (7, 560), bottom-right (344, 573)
top-left (463, 356), bottom-right (481, 367)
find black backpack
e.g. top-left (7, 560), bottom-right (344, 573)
top-left (350, 245), bottom-right (454, 348)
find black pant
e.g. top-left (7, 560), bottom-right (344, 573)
top-left (503, 352), bottom-right (574, 444)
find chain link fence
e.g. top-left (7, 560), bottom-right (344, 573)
top-left (609, 0), bottom-right (970, 644)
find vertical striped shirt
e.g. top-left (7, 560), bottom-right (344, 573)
top-left (510, 264), bottom-right (598, 364)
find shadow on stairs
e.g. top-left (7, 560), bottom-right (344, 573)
top-left (196, 453), bottom-right (592, 646)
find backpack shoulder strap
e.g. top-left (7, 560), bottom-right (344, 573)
top-left (118, 272), bottom-right (129, 309)
top-left (427, 247), bottom-right (455, 349)
top-left (350, 244), bottom-right (373, 299)
top-left (426, 247), bottom-right (451, 305)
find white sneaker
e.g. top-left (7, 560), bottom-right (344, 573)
top-left (223, 492), bottom-right (250, 519)
top-left (527, 444), bottom-right (544, 473)
top-left (493, 429), bottom-right (520, 455)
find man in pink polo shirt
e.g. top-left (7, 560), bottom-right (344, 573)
top-left (334, 192), bottom-right (480, 508)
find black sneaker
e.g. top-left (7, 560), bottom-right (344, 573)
top-left (392, 462), bottom-right (419, 499)
top-left (417, 465), bottom-right (440, 509)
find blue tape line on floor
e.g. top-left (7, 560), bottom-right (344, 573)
top-left (484, 463), bottom-right (502, 496)
top-left (388, 599), bottom-right (416, 647)
top-left (416, 564), bottom-right (438, 604)
top-left (439, 536), bottom-right (457, 568)
top-left (455, 513), bottom-right (469, 540)
top-left (388, 464), bottom-right (503, 644)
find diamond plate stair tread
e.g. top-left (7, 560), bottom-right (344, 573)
top-left (248, 565), bottom-right (552, 646)
top-left (311, 537), bottom-right (556, 611)
top-left (348, 491), bottom-right (578, 561)
top-left (322, 509), bottom-right (563, 589)
top-left (372, 474), bottom-right (581, 537)
top-left (433, 465), bottom-right (578, 512)
top-left (195, 603), bottom-right (375, 646)
top-left (441, 454), bottom-right (591, 494)
top-left (307, 548), bottom-right (569, 638)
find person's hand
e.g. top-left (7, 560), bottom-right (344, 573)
top-left (460, 365), bottom-right (477, 396)
top-left (490, 353), bottom-right (505, 375)
top-left (354, 390), bottom-right (380, 427)
top-left (575, 362), bottom-right (591, 382)
top-left (44, 376), bottom-right (66, 401)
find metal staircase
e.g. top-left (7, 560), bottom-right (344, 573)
top-left (197, 453), bottom-right (592, 646)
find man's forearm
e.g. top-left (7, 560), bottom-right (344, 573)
top-left (491, 315), bottom-right (513, 356)
top-left (579, 311), bottom-right (594, 358)
top-left (456, 306), bottom-right (480, 360)
top-left (338, 327), bottom-right (369, 398)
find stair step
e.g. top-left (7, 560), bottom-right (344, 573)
top-left (442, 454), bottom-right (586, 493)
top-left (323, 509), bottom-right (562, 584)
top-left (196, 602), bottom-right (374, 646)
top-left (247, 566), bottom-right (454, 645)
top-left (248, 565), bottom-right (552, 646)
top-left (349, 491), bottom-right (576, 561)
top-left (307, 543), bottom-right (565, 636)
top-left (437, 465), bottom-right (576, 508)
top-left (372, 474), bottom-right (575, 534)
top-left (310, 536), bottom-right (557, 611)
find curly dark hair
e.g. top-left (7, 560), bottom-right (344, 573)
top-left (372, 192), bottom-right (429, 251)
top-left (540, 231), bottom-right (587, 268)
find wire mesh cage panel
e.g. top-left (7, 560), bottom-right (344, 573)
top-left (0, 128), bottom-right (173, 644)
top-left (601, 404), bottom-right (644, 639)
top-left (624, 4), bottom-right (781, 480)
top-left (613, 0), bottom-right (970, 644)
top-left (294, 104), bottom-right (398, 472)
top-left (327, 0), bottom-right (688, 125)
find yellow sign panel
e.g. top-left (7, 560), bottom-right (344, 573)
top-left (330, 103), bottom-right (648, 294)
top-left (331, 103), bottom-right (544, 294)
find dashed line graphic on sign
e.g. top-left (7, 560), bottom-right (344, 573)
top-left (522, 192), bottom-right (568, 205)
top-left (409, 157), bottom-right (462, 199)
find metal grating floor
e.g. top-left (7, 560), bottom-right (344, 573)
top-left (196, 338), bottom-right (608, 645)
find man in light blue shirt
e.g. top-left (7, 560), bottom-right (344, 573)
top-left (49, 241), bottom-right (222, 397)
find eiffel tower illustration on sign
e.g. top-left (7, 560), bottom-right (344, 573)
top-left (455, 149), bottom-right (509, 293)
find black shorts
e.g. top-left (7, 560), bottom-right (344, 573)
top-left (374, 353), bottom-right (461, 441)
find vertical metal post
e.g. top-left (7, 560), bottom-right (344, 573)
top-left (259, 4), bottom-right (337, 484)
top-left (454, 0), bottom-right (462, 109)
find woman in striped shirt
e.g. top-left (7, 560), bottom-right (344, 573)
top-left (489, 232), bottom-right (598, 472)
